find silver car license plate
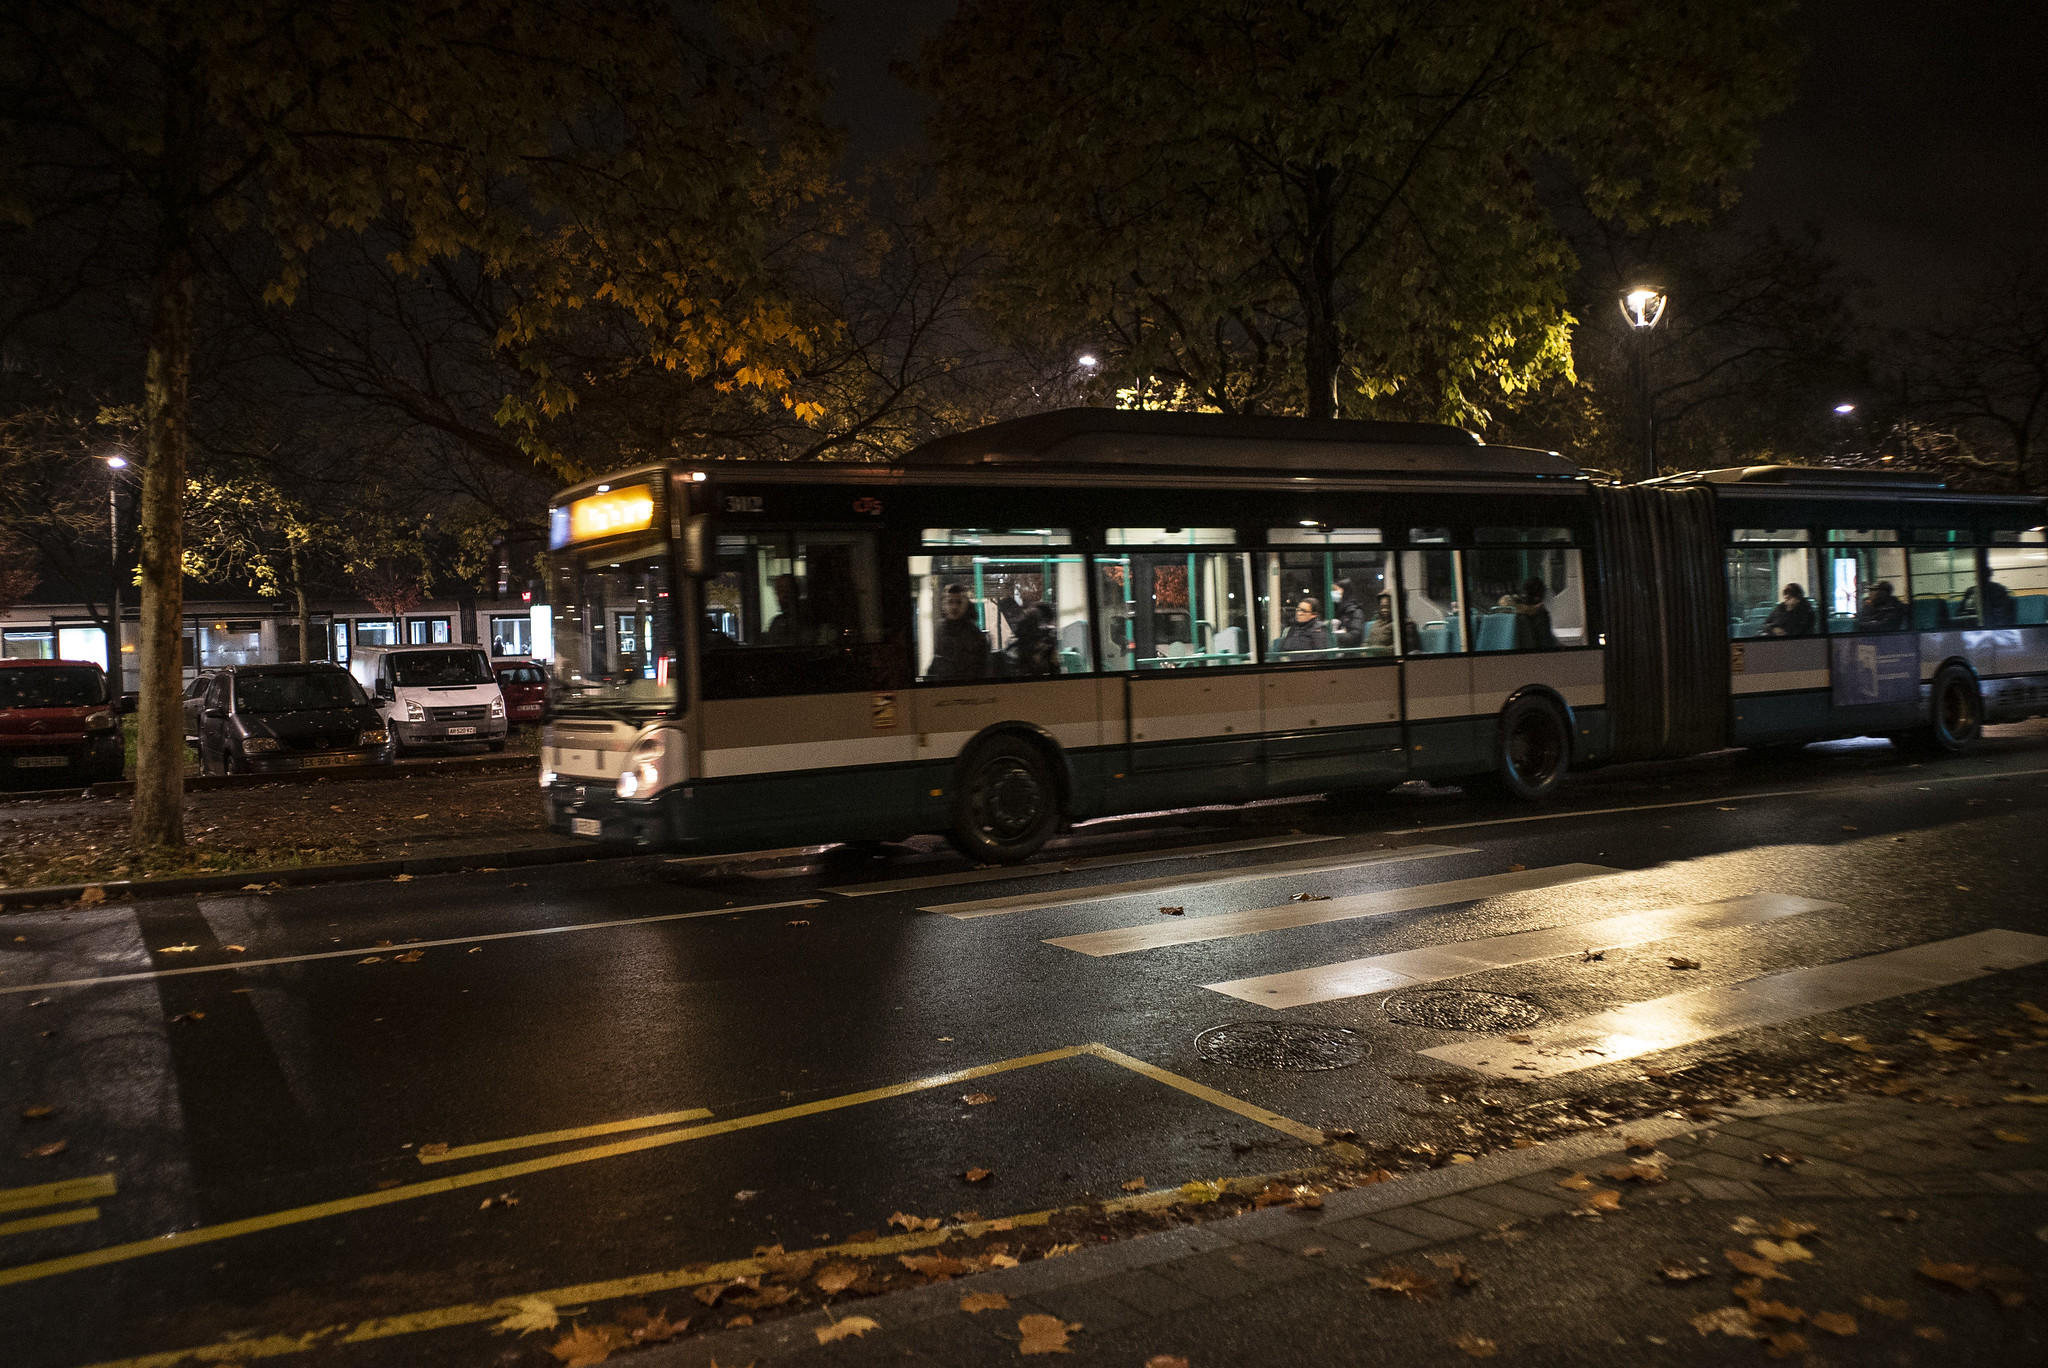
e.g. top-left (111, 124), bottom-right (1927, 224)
top-left (571, 817), bottom-right (602, 837)
top-left (445, 726), bottom-right (477, 736)
top-left (299, 754), bottom-right (355, 768)
top-left (14, 755), bottom-right (67, 768)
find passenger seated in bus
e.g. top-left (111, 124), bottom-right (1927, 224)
top-left (1961, 579), bottom-right (2015, 627)
top-left (1494, 578), bottom-right (1557, 650)
top-left (1331, 578), bottom-right (1367, 648)
top-left (1278, 598), bottom-right (1328, 653)
top-left (927, 583), bottom-right (992, 680)
top-left (1366, 593), bottom-right (1418, 652)
top-left (1003, 601), bottom-right (1060, 676)
top-left (1763, 583), bottom-right (1816, 636)
top-left (1857, 580), bottom-right (1910, 632)
top-left (764, 574), bottom-right (811, 645)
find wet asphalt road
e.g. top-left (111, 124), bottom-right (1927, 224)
top-left (4, 724), bottom-right (2047, 1367)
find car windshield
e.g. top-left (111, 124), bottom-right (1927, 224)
top-left (390, 651), bottom-right (494, 688)
top-left (0, 666), bottom-right (107, 709)
top-left (235, 671), bottom-right (366, 714)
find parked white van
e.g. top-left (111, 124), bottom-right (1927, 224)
top-left (348, 645), bottom-right (508, 754)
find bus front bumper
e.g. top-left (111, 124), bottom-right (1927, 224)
top-left (542, 777), bottom-right (674, 849)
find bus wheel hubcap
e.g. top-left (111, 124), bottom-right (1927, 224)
top-left (977, 759), bottom-right (1043, 839)
top-left (1508, 715), bottom-right (1561, 781)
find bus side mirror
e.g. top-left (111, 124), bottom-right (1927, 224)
top-left (682, 513), bottom-right (713, 578)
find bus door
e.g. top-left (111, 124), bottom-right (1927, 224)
top-left (1254, 542), bottom-right (1404, 792)
top-left (1819, 534), bottom-right (1920, 734)
top-left (1396, 545), bottom-right (1481, 774)
top-left (1097, 542), bottom-right (1261, 805)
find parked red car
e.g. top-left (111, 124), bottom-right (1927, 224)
top-left (0, 659), bottom-right (126, 783)
top-left (493, 659), bottom-right (549, 725)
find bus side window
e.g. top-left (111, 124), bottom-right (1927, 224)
top-left (1985, 536), bottom-right (2048, 626)
top-left (1397, 549), bottom-right (1465, 654)
top-left (1822, 533), bottom-right (1908, 634)
top-left (1469, 546), bottom-right (1586, 650)
top-left (1095, 551), bottom-right (1252, 670)
top-left (909, 532), bottom-right (1091, 681)
top-left (698, 529), bottom-right (896, 699)
top-left (1724, 531), bottom-right (1814, 640)
top-left (1907, 547), bottom-right (1981, 629)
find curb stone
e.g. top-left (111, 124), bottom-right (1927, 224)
top-left (0, 751), bottom-right (536, 804)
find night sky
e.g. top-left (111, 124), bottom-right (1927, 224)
top-left (822, 0), bottom-right (2047, 327)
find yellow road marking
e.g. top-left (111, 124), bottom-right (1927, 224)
top-left (0, 1173), bottom-right (117, 1215)
top-left (0, 1206), bottom-right (98, 1238)
top-left (418, 1108), bottom-right (714, 1164)
top-left (5, 1043), bottom-right (1335, 1296)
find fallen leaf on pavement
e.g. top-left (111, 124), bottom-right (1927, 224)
top-left (736, 1285), bottom-right (794, 1310)
top-left (156, 944), bottom-right (198, 953)
top-left (20, 1104), bottom-right (54, 1121)
top-left (1017, 1314), bottom-right (1079, 1354)
top-left (1758, 1149), bottom-right (1805, 1167)
top-left (959, 1292), bottom-right (1009, 1313)
top-left (1762, 1330), bottom-right (1808, 1358)
top-left (1041, 1242), bottom-right (1081, 1258)
top-left (2018, 1002), bottom-right (2048, 1023)
top-left (1556, 1172), bottom-right (1594, 1191)
top-left (1691, 1305), bottom-right (1759, 1338)
top-left (1623, 1135), bottom-right (1658, 1152)
top-left (1158, 906), bottom-right (1184, 916)
top-left (723, 1313), bottom-right (753, 1327)
top-left (985, 1253), bottom-right (1020, 1268)
top-left (1993, 1129), bottom-right (2030, 1143)
top-left (24, 1139), bottom-right (67, 1158)
top-left (1918, 1259), bottom-right (1982, 1291)
top-left (1857, 1295), bottom-right (1908, 1318)
top-left (1604, 1160), bottom-right (1667, 1184)
top-left (1822, 1031), bottom-right (1876, 1053)
top-left (1666, 956), bottom-right (1702, 970)
top-left (1753, 1238), bottom-right (1814, 1264)
top-left (241, 884), bottom-right (266, 892)
top-left (222, 944), bottom-right (246, 953)
top-left (394, 950), bottom-right (424, 963)
top-left (1506, 863), bottom-right (1526, 872)
top-left (786, 919), bottom-right (810, 927)
top-left (78, 886), bottom-right (106, 905)
top-left (1741, 1297), bottom-right (1805, 1323)
top-left (964, 1167), bottom-right (993, 1182)
top-left (756, 1248), bottom-right (819, 1282)
top-left (391, 874), bottom-right (412, 882)
top-left (1726, 1250), bottom-right (1790, 1280)
top-left (419, 1142), bottom-right (448, 1156)
top-left (357, 956), bottom-right (384, 965)
top-left (694, 1277), bottom-right (760, 1306)
top-left (813, 1263), bottom-right (862, 1294)
top-left (1366, 1265), bottom-right (1441, 1301)
top-left (2001, 1094), bottom-right (2048, 1104)
top-left (960, 1093), bottom-right (995, 1106)
top-left (1144, 1358), bottom-right (1189, 1368)
top-left (1658, 1260), bottom-right (1709, 1281)
top-left (1450, 1334), bottom-right (1498, 1358)
top-left (549, 1324), bottom-right (628, 1367)
top-left (899, 1255), bottom-right (969, 1279)
top-left (815, 1315), bottom-right (879, 1344)
top-left (1809, 1310), bottom-right (1856, 1336)
top-left (1121, 1177), bottom-right (1147, 1191)
top-left (1582, 1189), bottom-right (1623, 1212)
top-left (1426, 1253), bottom-right (1480, 1287)
top-left (1578, 949), bottom-right (1605, 962)
top-left (169, 1010), bottom-right (205, 1023)
top-left (1913, 1325), bottom-right (1946, 1340)
top-left (492, 1297), bottom-right (559, 1335)
top-left (887, 1211), bottom-right (941, 1232)
top-left (1289, 891), bottom-right (1330, 902)
top-left (1879, 1207), bottom-right (1919, 1221)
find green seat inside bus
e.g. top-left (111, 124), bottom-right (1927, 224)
top-left (1912, 598), bottom-right (1947, 630)
top-left (1476, 613), bottom-right (1518, 652)
top-left (2018, 595), bottom-right (2048, 625)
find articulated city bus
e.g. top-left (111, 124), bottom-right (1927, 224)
top-left (537, 410), bottom-right (2048, 861)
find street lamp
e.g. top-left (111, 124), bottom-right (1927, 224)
top-left (1619, 287), bottom-right (1667, 481)
top-left (1077, 353), bottom-right (1099, 371)
top-left (104, 456), bottom-right (127, 693)
top-left (1833, 403), bottom-right (1856, 415)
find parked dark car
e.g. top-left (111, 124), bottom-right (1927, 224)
top-left (0, 659), bottom-right (125, 783)
top-left (186, 664), bottom-right (393, 775)
top-left (493, 659), bottom-right (549, 726)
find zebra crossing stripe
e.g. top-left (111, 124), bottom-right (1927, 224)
top-left (1204, 892), bottom-right (1836, 1008)
top-left (832, 833), bottom-right (1339, 898)
top-left (1420, 928), bottom-right (2048, 1078)
top-left (925, 844), bottom-right (1472, 919)
top-left (1045, 864), bottom-right (1617, 957)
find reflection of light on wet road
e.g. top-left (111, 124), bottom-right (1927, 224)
top-left (1423, 929), bottom-right (2048, 1078)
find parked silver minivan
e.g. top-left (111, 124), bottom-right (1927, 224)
top-left (348, 645), bottom-right (508, 755)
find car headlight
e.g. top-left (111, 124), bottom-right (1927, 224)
top-left (242, 736), bottom-right (282, 753)
top-left (404, 700), bottom-right (425, 722)
top-left (359, 729), bottom-right (389, 747)
top-left (616, 727), bottom-right (682, 800)
top-left (85, 711), bottom-right (117, 731)
top-left (540, 769), bottom-right (557, 788)
top-left (489, 696), bottom-right (505, 719)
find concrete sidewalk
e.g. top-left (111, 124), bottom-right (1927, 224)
top-left (639, 1094), bottom-right (2048, 1366)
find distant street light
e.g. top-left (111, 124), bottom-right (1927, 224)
top-left (1833, 402), bottom-right (1856, 414)
top-left (104, 456), bottom-right (127, 691)
top-left (1619, 287), bottom-right (1667, 481)
top-left (1077, 354), bottom-right (1099, 370)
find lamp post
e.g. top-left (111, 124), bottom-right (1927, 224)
top-left (105, 456), bottom-right (126, 694)
top-left (1619, 287), bottom-right (1667, 481)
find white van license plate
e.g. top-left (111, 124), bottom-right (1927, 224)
top-left (14, 755), bottom-right (66, 768)
top-left (445, 726), bottom-right (476, 736)
top-left (571, 817), bottom-right (602, 837)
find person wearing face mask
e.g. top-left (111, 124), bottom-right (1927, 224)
top-left (1331, 577), bottom-right (1367, 647)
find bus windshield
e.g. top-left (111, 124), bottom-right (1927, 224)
top-left (548, 542), bottom-right (678, 713)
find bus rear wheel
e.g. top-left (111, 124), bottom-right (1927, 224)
top-left (949, 736), bottom-right (1060, 864)
top-left (1899, 664), bottom-right (1982, 755)
top-left (1487, 694), bottom-right (1571, 801)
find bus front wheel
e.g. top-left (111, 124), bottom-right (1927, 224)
top-left (1486, 695), bottom-right (1571, 801)
top-left (1898, 665), bottom-right (1982, 755)
top-left (949, 736), bottom-right (1060, 864)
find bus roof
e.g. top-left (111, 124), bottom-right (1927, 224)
top-left (896, 408), bottom-right (1581, 480)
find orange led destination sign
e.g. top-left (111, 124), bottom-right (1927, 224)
top-left (565, 486), bottom-right (656, 544)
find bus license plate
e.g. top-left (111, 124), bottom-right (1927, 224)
top-left (445, 726), bottom-right (476, 736)
top-left (571, 817), bottom-right (602, 837)
top-left (14, 755), bottom-right (67, 768)
top-left (299, 754), bottom-right (354, 768)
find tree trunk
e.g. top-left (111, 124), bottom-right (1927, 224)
top-left (292, 545), bottom-right (310, 663)
top-left (132, 241), bottom-right (198, 849)
top-left (1300, 174), bottom-right (1341, 421)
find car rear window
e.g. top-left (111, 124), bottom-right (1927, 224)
top-left (500, 667), bottom-right (540, 684)
top-left (0, 666), bottom-right (107, 709)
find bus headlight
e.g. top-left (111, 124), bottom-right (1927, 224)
top-left (617, 727), bottom-right (682, 801)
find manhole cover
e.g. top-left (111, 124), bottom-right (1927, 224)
top-left (1196, 1021), bottom-right (1367, 1071)
top-left (1383, 990), bottom-right (1540, 1032)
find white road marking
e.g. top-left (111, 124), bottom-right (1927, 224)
top-left (1045, 863), bottom-right (1617, 957)
top-left (828, 833), bottom-right (1338, 898)
top-left (1204, 893), bottom-right (1835, 1007)
top-left (1422, 928), bottom-right (2048, 1078)
top-left (0, 899), bottom-right (825, 998)
top-left (926, 844), bottom-right (1472, 919)
top-left (1387, 790), bottom-right (1815, 835)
